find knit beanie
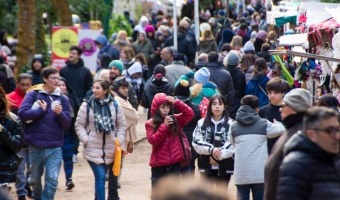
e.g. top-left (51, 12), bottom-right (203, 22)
top-left (153, 65), bottom-right (166, 79)
top-left (243, 41), bottom-right (255, 53)
top-left (256, 30), bottom-right (267, 42)
top-left (145, 25), bottom-right (155, 33)
top-left (109, 60), bottom-right (124, 74)
top-left (251, 31), bottom-right (257, 39)
top-left (127, 62), bottom-right (142, 75)
top-left (174, 80), bottom-right (190, 97)
top-left (283, 88), bottom-right (312, 112)
top-left (194, 67), bottom-right (210, 84)
top-left (225, 50), bottom-right (240, 66)
top-left (200, 23), bottom-right (211, 34)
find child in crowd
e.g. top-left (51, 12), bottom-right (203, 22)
top-left (192, 95), bottom-right (235, 187)
top-left (145, 93), bottom-right (193, 190)
top-left (229, 95), bottom-right (285, 200)
top-left (259, 77), bottom-right (288, 153)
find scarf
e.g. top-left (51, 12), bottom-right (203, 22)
top-left (88, 94), bottom-right (115, 134)
top-left (282, 112), bottom-right (304, 130)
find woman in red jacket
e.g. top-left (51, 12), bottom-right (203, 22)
top-left (145, 93), bottom-right (194, 188)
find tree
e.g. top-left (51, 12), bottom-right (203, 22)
top-left (51, 0), bottom-right (73, 26)
top-left (16, 0), bottom-right (36, 76)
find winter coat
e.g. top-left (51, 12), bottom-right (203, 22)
top-left (264, 113), bottom-right (304, 200)
top-left (141, 78), bottom-right (173, 119)
top-left (75, 98), bottom-right (126, 165)
top-left (206, 62), bottom-right (235, 107)
top-left (246, 73), bottom-right (269, 108)
top-left (112, 92), bottom-right (139, 153)
top-left (60, 59), bottom-right (93, 103)
top-left (218, 29), bottom-right (234, 50)
top-left (165, 63), bottom-right (193, 87)
top-left (0, 63), bottom-right (16, 94)
top-left (226, 65), bottom-right (246, 119)
top-left (164, 32), bottom-right (195, 64)
top-left (198, 39), bottom-right (218, 55)
top-left (229, 105), bottom-right (285, 185)
top-left (95, 35), bottom-right (120, 60)
top-left (193, 117), bottom-right (235, 176)
top-left (18, 89), bottom-right (72, 148)
top-left (276, 132), bottom-right (340, 200)
top-left (190, 84), bottom-right (219, 106)
top-left (145, 93), bottom-right (194, 167)
top-left (0, 113), bottom-right (23, 184)
top-left (132, 39), bottom-right (155, 62)
top-left (7, 87), bottom-right (26, 114)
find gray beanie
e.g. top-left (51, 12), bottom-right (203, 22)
top-left (283, 88), bottom-right (312, 112)
top-left (225, 51), bottom-right (239, 66)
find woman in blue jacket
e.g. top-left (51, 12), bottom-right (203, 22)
top-left (246, 58), bottom-right (269, 108)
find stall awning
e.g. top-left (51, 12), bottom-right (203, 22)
top-left (308, 18), bottom-right (340, 47)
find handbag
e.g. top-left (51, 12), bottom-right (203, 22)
top-left (112, 138), bottom-right (122, 176)
top-left (178, 131), bottom-right (192, 167)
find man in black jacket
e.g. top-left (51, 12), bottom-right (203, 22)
top-left (60, 46), bottom-right (93, 104)
top-left (206, 52), bottom-right (234, 108)
top-left (164, 26), bottom-right (195, 66)
top-left (276, 107), bottom-right (340, 200)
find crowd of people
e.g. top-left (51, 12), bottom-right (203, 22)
top-left (1, 1), bottom-right (340, 200)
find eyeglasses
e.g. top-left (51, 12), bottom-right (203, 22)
top-left (49, 76), bottom-right (61, 80)
top-left (311, 126), bottom-right (340, 137)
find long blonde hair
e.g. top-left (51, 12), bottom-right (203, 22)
top-left (200, 30), bottom-right (214, 41)
top-left (190, 83), bottom-right (203, 98)
top-left (113, 30), bottom-right (130, 46)
top-left (230, 35), bottom-right (243, 50)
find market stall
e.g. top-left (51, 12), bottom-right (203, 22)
top-left (269, 50), bottom-right (340, 104)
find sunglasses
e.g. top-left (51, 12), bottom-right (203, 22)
top-left (311, 126), bottom-right (340, 137)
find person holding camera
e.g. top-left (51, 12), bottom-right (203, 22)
top-left (192, 94), bottom-right (235, 187)
top-left (145, 93), bottom-right (194, 190)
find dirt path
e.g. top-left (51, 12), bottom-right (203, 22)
top-left (10, 139), bottom-right (238, 200)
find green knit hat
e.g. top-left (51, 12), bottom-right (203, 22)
top-left (109, 60), bottom-right (124, 74)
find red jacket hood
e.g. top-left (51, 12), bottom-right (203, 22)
top-left (151, 93), bottom-right (169, 117)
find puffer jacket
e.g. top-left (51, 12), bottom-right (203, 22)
top-left (75, 98), bottom-right (126, 165)
top-left (0, 113), bottom-right (23, 184)
top-left (277, 132), bottom-right (340, 200)
top-left (145, 93), bottom-right (194, 167)
top-left (18, 89), bottom-right (71, 148)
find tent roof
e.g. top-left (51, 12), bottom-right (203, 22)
top-left (308, 18), bottom-right (340, 34)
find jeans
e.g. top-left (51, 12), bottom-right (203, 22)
top-left (236, 183), bottom-right (264, 200)
top-left (29, 146), bottom-right (62, 200)
top-left (88, 161), bottom-right (112, 200)
top-left (62, 134), bottom-right (75, 182)
top-left (16, 148), bottom-right (30, 196)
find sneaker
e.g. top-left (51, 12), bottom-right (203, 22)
top-left (66, 180), bottom-right (75, 190)
top-left (72, 154), bottom-right (78, 163)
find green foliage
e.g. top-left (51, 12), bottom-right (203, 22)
top-left (68, 0), bottom-right (111, 22)
top-left (0, 0), bottom-right (18, 35)
top-left (108, 15), bottom-right (133, 38)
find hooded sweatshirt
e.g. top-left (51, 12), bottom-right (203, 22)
top-left (229, 105), bottom-right (284, 185)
